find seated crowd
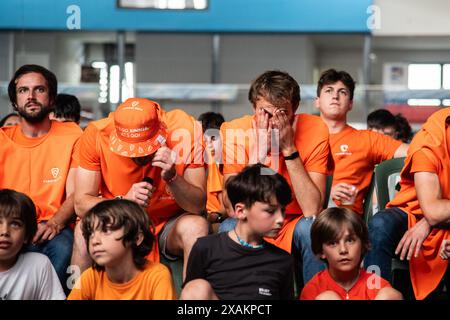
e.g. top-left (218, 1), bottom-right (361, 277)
top-left (0, 64), bottom-right (449, 300)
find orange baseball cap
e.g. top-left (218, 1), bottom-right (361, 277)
top-left (109, 98), bottom-right (167, 157)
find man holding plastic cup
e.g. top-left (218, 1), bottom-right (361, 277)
top-left (314, 69), bottom-right (408, 215)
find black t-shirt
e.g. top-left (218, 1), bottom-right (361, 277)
top-left (184, 232), bottom-right (294, 300)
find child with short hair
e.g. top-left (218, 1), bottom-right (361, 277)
top-left (300, 207), bottom-right (402, 300)
top-left (67, 199), bottom-right (175, 300)
top-left (0, 189), bottom-right (65, 300)
top-left (180, 163), bottom-right (294, 300)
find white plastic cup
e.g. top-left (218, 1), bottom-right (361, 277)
top-left (341, 185), bottom-right (358, 206)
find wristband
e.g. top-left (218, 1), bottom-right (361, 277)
top-left (166, 173), bottom-right (178, 184)
top-left (208, 212), bottom-right (224, 223)
top-left (284, 150), bottom-right (299, 161)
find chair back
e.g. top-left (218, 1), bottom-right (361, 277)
top-left (374, 157), bottom-right (406, 210)
top-left (363, 157), bottom-right (406, 223)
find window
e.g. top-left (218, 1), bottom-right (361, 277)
top-left (442, 64), bottom-right (450, 89)
top-left (406, 63), bottom-right (450, 106)
top-left (408, 64), bottom-right (441, 90)
top-left (109, 62), bottom-right (135, 104)
top-left (92, 61), bottom-right (134, 104)
top-left (407, 99), bottom-right (440, 106)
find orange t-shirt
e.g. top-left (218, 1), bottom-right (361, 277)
top-left (329, 126), bottom-right (402, 214)
top-left (79, 108), bottom-right (204, 236)
top-left (300, 269), bottom-right (391, 300)
top-left (221, 114), bottom-right (332, 252)
top-left (387, 108), bottom-right (450, 300)
top-left (67, 262), bottom-right (176, 300)
top-left (0, 122), bottom-right (82, 222)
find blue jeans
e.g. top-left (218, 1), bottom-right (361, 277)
top-left (28, 226), bottom-right (74, 290)
top-left (364, 207), bottom-right (408, 282)
top-left (219, 216), bottom-right (326, 284)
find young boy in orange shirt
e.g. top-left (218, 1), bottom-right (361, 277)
top-left (68, 199), bottom-right (175, 300)
top-left (300, 207), bottom-right (402, 300)
top-left (180, 164), bottom-right (294, 300)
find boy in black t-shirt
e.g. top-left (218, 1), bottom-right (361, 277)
top-left (180, 164), bottom-right (294, 300)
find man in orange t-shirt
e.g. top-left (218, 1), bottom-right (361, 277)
top-left (219, 70), bottom-right (332, 284)
top-left (0, 65), bottom-right (82, 290)
top-left (314, 69), bottom-right (408, 215)
top-left (72, 97), bottom-right (207, 279)
top-left (365, 108), bottom-right (450, 300)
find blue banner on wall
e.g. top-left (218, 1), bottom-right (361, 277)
top-left (0, 0), bottom-right (373, 33)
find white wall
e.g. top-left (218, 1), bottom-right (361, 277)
top-left (374, 0), bottom-right (450, 36)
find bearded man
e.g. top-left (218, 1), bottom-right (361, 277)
top-left (0, 64), bottom-right (82, 292)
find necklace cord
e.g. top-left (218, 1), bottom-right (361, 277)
top-left (233, 228), bottom-right (264, 249)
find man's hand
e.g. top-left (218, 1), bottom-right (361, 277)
top-left (440, 239), bottom-right (450, 260)
top-left (32, 219), bottom-right (63, 244)
top-left (271, 108), bottom-right (295, 156)
top-left (254, 108), bottom-right (272, 163)
top-left (152, 144), bottom-right (177, 182)
top-left (124, 181), bottom-right (154, 207)
top-left (395, 218), bottom-right (431, 260)
top-left (331, 183), bottom-right (357, 203)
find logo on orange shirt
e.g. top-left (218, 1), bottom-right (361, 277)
top-left (335, 144), bottom-right (352, 156)
top-left (161, 184), bottom-right (175, 200)
top-left (51, 167), bottom-right (60, 179)
top-left (43, 167), bottom-right (62, 184)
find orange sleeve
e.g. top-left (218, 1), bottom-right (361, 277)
top-left (186, 118), bottom-right (204, 169)
top-left (368, 131), bottom-right (402, 163)
top-left (304, 137), bottom-right (333, 175)
top-left (70, 138), bottom-right (81, 168)
top-left (166, 111), bottom-right (204, 170)
top-left (148, 264), bottom-right (177, 300)
top-left (67, 268), bottom-right (95, 300)
top-left (79, 124), bottom-right (101, 171)
top-left (410, 149), bottom-right (438, 174)
top-left (221, 121), bottom-right (247, 175)
top-left (293, 115), bottom-right (332, 176)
